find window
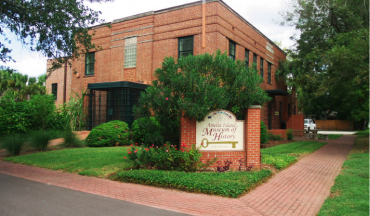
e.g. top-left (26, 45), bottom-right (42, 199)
top-left (253, 53), bottom-right (257, 70)
top-left (124, 37), bottom-right (137, 68)
top-left (260, 58), bottom-right (264, 79)
top-left (51, 83), bottom-right (57, 100)
top-left (178, 36), bottom-right (194, 58)
top-left (85, 52), bottom-right (95, 75)
top-left (229, 40), bottom-right (236, 60)
top-left (245, 49), bottom-right (249, 67)
top-left (268, 62), bottom-right (272, 84)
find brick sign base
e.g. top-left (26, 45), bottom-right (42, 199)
top-left (180, 106), bottom-right (261, 170)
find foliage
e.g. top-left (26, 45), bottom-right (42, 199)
top-left (286, 129), bottom-right (294, 141)
top-left (318, 131), bottom-right (369, 215)
top-left (5, 147), bottom-right (132, 178)
top-left (278, 0), bottom-right (369, 123)
top-left (28, 94), bottom-right (57, 130)
top-left (262, 154), bottom-right (297, 170)
top-left (62, 130), bottom-right (85, 148)
top-left (267, 132), bottom-right (282, 141)
top-left (261, 141), bottom-right (326, 169)
top-left (86, 120), bottom-right (131, 147)
top-left (0, 0), bottom-right (113, 69)
top-left (260, 121), bottom-right (269, 144)
top-left (0, 134), bottom-right (25, 155)
top-left (131, 117), bottom-right (164, 147)
top-left (0, 68), bottom-right (46, 101)
top-left (61, 92), bottom-right (87, 131)
top-left (28, 130), bottom-right (52, 151)
top-left (0, 92), bottom-right (31, 135)
top-left (125, 143), bottom-right (215, 172)
top-left (328, 134), bottom-right (342, 140)
top-left (135, 51), bottom-right (269, 145)
top-left (112, 169), bottom-right (272, 198)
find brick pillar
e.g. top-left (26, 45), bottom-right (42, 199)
top-left (245, 105), bottom-right (261, 168)
top-left (180, 116), bottom-right (196, 147)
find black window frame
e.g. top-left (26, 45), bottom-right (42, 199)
top-left (268, 62), bottom-right (272, 84)
top-left (51, 83), bottom-right (58, 100)
top-left (260, 58), bottom-right (264, 79)
top-left (253, 53), bottom-right (257, 70)
top-left (178, 36), bottom-right (194, 58)
top-left (245, 49), bottom-right (249, 68)
top-left (229, 40), bottom-right (236, 61)
top-left (85, 52), bottom-right (95, 76)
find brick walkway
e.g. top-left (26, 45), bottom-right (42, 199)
top-left (0, 135), bottom-right (356, 216)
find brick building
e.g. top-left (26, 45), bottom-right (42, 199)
top-left (46, 0), bottom-right (297, 130)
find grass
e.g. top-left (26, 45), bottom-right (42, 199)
top-left (261, 141), bottom-right (326, 169)
top-left (318, 130), bottom-right (369, 216)
top-left (4, 147), bottom-right (132, 178)
top-left (328, 134), bottom-right (343, 139)
top-left (3, 140), bottom-right (327, 197)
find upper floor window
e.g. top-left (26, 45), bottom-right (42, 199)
top-left (260, 58), bottom-right (264, 79)
top-left (229, 40), bottom-right (236, 61)
top-left (85, 52), bottom-right (95, 75)
top-left (178, 36), bottom-right (194, 58)
top-left (245, 49), bottom-right (249, 68)
top-left (124, 37), bottom-right (137, 68)
top-left (268, 62), bottom-right (272, 84)
top-left (51, 83), bottom-right (58, 100)
top-left (253, 53), bottom-right (257, 70)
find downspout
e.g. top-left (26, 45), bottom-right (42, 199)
top-left (63, 59), bottom-right (67, 103)
top-left (202, 0), bottom-right (206, 48)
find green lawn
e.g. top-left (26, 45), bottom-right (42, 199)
top-left (318, 130), bottom-right (369, 216)
top-left (261, 141), bottom-right (326, 169)
top-left (4, 147), bottom-right (132, 178)
top-left (4, 140), bottom-right (326, 198)
top-left (328, 134), bottom-right (343, 139)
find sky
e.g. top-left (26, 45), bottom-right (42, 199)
top-left (0, 0), bottom-right (297, 78)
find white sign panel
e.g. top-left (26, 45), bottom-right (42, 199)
top-left (266, 42), bottom-right (274, 54)
top-left (196, 110), bottom-right (244, 151)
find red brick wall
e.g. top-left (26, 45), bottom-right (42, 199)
top-left (49, 1), bottom-right (292, 130)
top-left (46, 59), bottom-right (72, 106)
top-left (245, 106), bottom-right (261, 168)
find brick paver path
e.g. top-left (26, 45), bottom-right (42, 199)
top-left (0, 135), bottom-right (356, 216)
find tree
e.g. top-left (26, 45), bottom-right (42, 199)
top-left (0, 0), bottom-right (113, 70)
top-left (134, 51), bottom-right (269, 144)
top-left (0, 67), bottom-right (46, 101)
top-left (278, 0), bottom-right (369, 125)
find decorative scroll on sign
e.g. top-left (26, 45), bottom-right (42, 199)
top-left (196, 110), bottom-right (244, 151)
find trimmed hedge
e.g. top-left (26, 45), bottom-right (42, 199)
top-left (86, 120), bottom-right (131, 147)
top-left (111, 169), bottom-right (272, 198)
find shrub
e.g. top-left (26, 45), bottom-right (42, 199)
top-left (28, 94), bottom-right (56, 130)
top-left (268, 132), bottom-right (282, 141)
top-left (62, 130), bottom-right (85, 148)
top-left (28, 130), bottom-right (52, 151)
top-left (86, 120), bottom-right (131, 147)
top-left (131, 117), bottom-right (164, 147)
top-left (125, 143), bottom-right (216, 172)
top-left (0, 92), bottom-right (31, 135)
top-left (260, 121), bottom-right (269, 144)
top-left (1, 134), bottom-right (25, 155)
top-left (286, 129), bottom-right (294, 141)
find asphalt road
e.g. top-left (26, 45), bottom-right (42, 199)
top-left (0, 173), bottom-right (190, 216)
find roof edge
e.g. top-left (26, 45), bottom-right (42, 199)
top-left (88, 0), bottom-right (286, 55)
